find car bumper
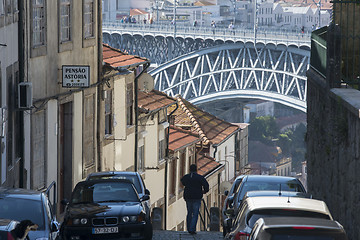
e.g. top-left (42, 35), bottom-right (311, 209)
top-left (63, 222), bottom-right (148, 240)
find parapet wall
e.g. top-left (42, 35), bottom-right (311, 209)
top-left (307, 68), bottom-right (360, 240)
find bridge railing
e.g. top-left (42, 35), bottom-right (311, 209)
top-left (103, 21), bottom-right (311, 46)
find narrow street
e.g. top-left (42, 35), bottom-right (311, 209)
top-left (153, 230), bottom-right (223, 240)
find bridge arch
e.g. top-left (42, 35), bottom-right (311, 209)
top-left (150, 43), bottom-right (309, 112)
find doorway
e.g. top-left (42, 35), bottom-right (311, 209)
top-left (59, 102), bottom-right (73, 212)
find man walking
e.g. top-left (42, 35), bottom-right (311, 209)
top-left (181, 164), bottom-right (209, 235)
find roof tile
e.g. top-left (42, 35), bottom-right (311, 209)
top-left (103, 44), bottom-right (148, 69)
top-left (138, 90), bottom-right (176, 113)
top-left (169, 126), bottom-right (200, 151)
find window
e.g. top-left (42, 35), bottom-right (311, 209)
top-left (5, 0), bottom-right (11, 15)
top-left (32, 0), bottom-right (46, 47)
top-left (178, 151), bottom-right (186, 190)
top-left (83, 0), bottom-right (94, 38)
top-left (159, 139), bottom-right (165, 161)
top-left (138, 145), bottom-right (145, 172)
top-left (126, 83), bottom-right (133, 126)
top-left (105, 89), bottom-right (112, 135)
top-left (60, 0), bottom-right (71, 42)
top-left (169, 159), bottom-right (176, 197)
top-left (0, 0), bottom-right (4, 15)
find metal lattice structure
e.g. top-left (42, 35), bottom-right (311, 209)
top-left (103, 24), bottom-right (311, 112)
top-left (150, 43), bottom-right (310, 112)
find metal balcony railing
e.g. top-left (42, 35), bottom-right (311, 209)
top-left (102, 21), bottom-right (311, 46)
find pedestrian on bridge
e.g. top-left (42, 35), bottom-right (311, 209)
top-left (211, 20), bottom-right (216, 34)
top-left (181, 164), bottom-right (209, 235)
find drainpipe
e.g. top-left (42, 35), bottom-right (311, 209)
top-left (134, 63), bottom-right (150, 172)
top-left (163, 102), bottom-right (178, 230)
top-left (97, 0), bottom-right (103, 172)
top-left (213, 145), bottom-right (218, 159)
top-left (18, 0), bottom-right (25, 187)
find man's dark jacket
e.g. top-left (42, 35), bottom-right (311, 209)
top-left (181, 172), bottom-right (209, 200)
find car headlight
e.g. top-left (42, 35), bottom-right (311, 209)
top-left (122, 215), bottom-right (145, 223)
top-left (67, 218), bottom-right (88, 225)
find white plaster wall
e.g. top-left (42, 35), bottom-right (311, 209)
top-left (73, 92), bottom-right (84, 187)
top-left (46, 100), bottom-right (58, 186)
top-left (216, 135), bottom-right (236, 182)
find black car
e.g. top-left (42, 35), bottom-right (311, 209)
top-left (0, 187), bottom-right (59, 240)
top-left (86, 171), bottom-right (151, 216)
top-left (61, 179), bottom-right (152, 240)
top-left (249, 217), bottom-right (348, 240)
top-left (222, 175), bottom-right (245, 236)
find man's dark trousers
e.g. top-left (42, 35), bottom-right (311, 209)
top-left (186, 199), bottom-right (201, 233)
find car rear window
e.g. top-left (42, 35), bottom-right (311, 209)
top-left (71, 182), bottom-right (140, 204)
top-left (239, 181), bottom-right (304, 200)
top-left (88, 175), bottom-right (143, 194)
top-left (0, 198), bottom-right (45, 230)
top-left (247, 209), bottom-right (331, 228)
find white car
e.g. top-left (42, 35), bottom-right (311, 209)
top-left (225, 196), bottom-right (333, 240)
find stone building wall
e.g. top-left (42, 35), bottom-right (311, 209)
top-left (307, 68), bottom-right (360, 240)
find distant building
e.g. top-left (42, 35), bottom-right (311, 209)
top-left (276, 157), bottom-right (292, 176)
top-left (246, 100), bottom-right (275, 120)
top-left (276, 113), bottom-right (307, 132)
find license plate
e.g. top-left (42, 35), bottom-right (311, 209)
top-left (92, 227), bottom-right (118, 234)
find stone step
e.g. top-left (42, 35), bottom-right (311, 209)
top-left (153, 230), bottom-right (224, 240)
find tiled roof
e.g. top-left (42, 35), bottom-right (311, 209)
top-left (197, 154), bottom-right (223, 177)
top-left (138, 90), bottom-right (176, 113)
top-left (194, 0), bottom-right (215, 6)
top-left (174, 96), bottom-right (240, 146)
top-left (169, 126), bottom-right (200, 152)
top-left (130, 9), bottom-right (149, 16)
top-left (103, 44), bottom-right (148, 69)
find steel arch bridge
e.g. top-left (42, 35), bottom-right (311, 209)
top-left (103, 25), bottom-right (310, 112)
top-left (150, 43), bottom-right (310, 112)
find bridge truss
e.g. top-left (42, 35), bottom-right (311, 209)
top-left (150, 43), bottom-right (310, 112)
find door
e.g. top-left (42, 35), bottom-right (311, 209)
top-left (59, 102), bottom-right (73, 212)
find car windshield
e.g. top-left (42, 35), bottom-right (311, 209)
top-left (247, 210), bottom-right (331, 228)
top-left (71, 182), bottom-right (139, 204)
top-left (239, 181), bottom-right (304, 200)
top-left (0, 198), bottom-right (45, 230)
top-left (88, 174), bottom-right (143, 194)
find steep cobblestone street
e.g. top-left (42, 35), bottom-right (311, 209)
top-left (153, 230), bottom-right (224, 240)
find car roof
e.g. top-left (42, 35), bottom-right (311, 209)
top-left (260, 217), bottom-right (345, 231)
top-left (86, 171), bottom-right (139, 178)
top-left (245, 196), bottom-right (332, 219)
top-left (244, 190), bottom-right (311, 198)
top-left (0, 187), bottom-right (43, 201)
top-left (77, 178), bottom-right (134, 186)
top-left (244, 175), bottom-right (301, 182)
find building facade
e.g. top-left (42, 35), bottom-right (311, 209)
top-left (0, 0), bottom-right (20, 187)
top-left (18, 0), bottom-right (102, 205)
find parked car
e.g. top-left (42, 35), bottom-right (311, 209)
top-left (60, 179), bottom-right (152, 240)
top-left (249, 217), bottom-right (348, 240)
top-left (228, 175), bottom-right (306, 217)
top-left (86, 171), bottom-right (151, 216)
top-left (224, 196), bottom-right (333, 240)
top-left (222, 175), bottom-right (245, 236)
top-left (0, 187), bottom-right (59, 240)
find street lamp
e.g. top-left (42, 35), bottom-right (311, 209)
top-left (229, 0), bottom-right (236, 24)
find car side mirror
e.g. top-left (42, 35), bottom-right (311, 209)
top-left (141, 195), bottom-right (150, 201)
top-left (145, 189), bottom-right (150, 195)
top-left (224, 190), bottom-right (229, 196)
top-left (61, 199), bottom-right (69, 206)
top-left (225, 208), bottom-right (235, 217)
top-left (51, 221), bottom-right (59, 232)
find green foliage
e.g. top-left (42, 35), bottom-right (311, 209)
top-left (249, 116), bottom-right (279, 144)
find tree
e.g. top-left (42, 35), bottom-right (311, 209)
top-left (249, 116), bottom-right (279, 144)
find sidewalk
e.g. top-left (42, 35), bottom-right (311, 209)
top-left (153, 230), bottom-right (224, 240)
